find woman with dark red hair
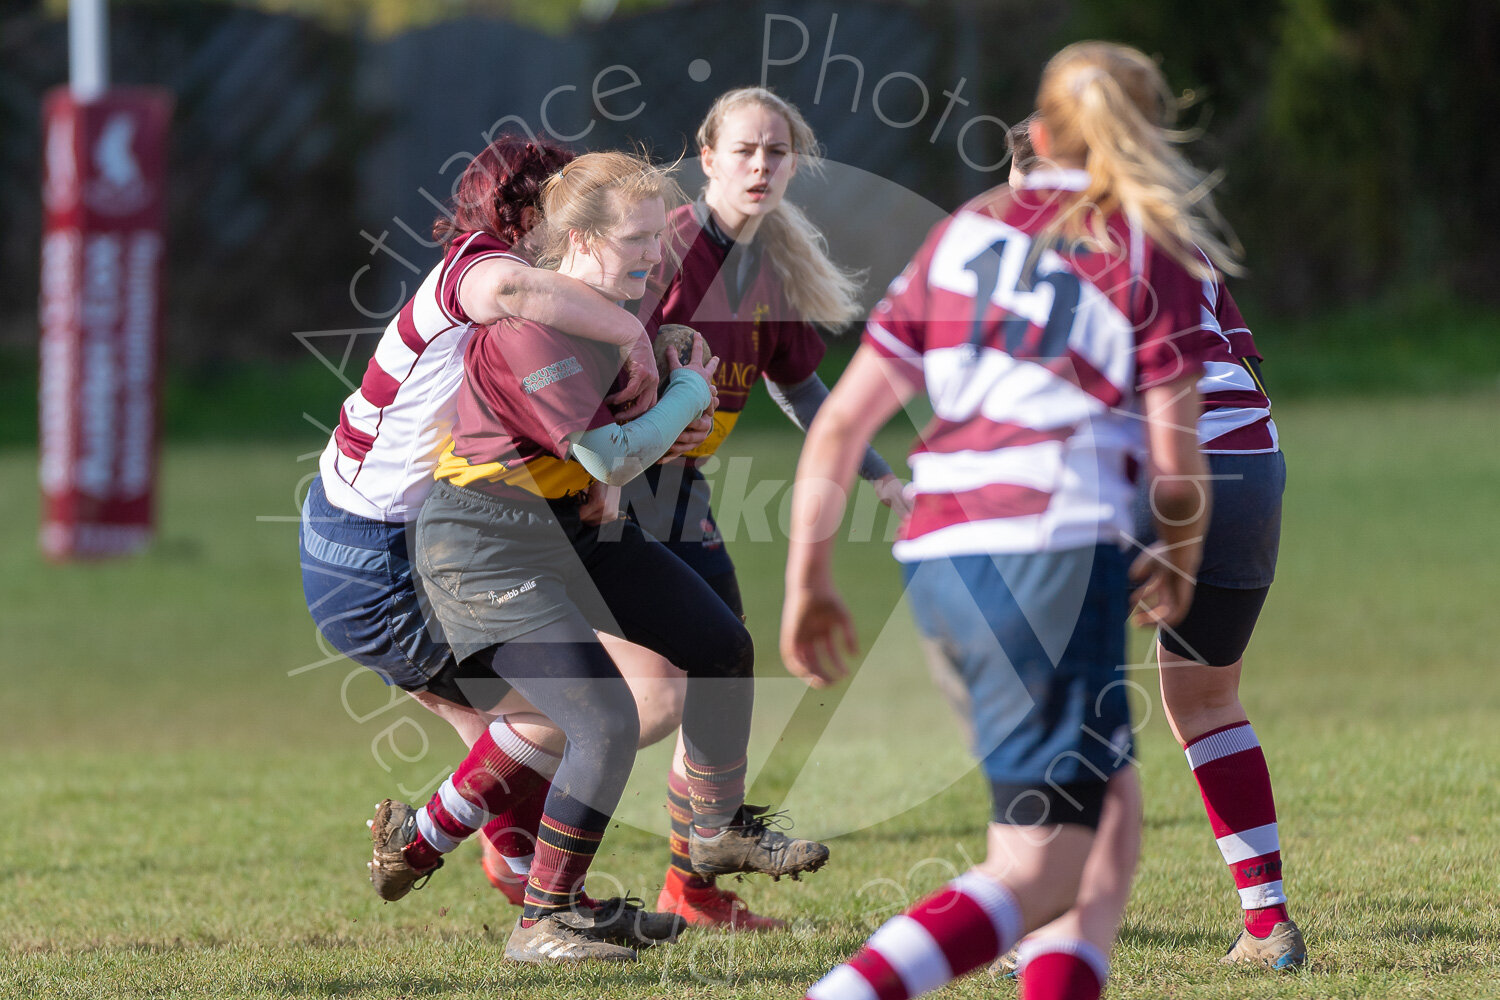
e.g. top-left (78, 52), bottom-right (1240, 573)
top-left (299, 134), bottom-right (663, 832)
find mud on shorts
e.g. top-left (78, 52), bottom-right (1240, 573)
top-left (297, 475), bottom-right (505, 708)
top-left (1132, 450), bottom-right (1286, 666)
top-left (902, 544), bottom-right (1135, 831)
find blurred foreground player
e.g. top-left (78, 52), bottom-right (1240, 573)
top-left (782, 41), bottom-right (1235, 1000)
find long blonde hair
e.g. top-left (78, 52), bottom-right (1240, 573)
top-left (533, 150), bottom-right (685, 269)
top-left (1036, 42), bottom-right (1242, 278)
top-left (697, 87), bottom-right (864, 326)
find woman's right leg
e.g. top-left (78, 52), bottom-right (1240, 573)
top-left (472, 617), bottom-right (641, 923)
top-left (1009, 767), bottom-right (1142, 997)
top-left (373, 616), bottom-right (639, 905)
top-left (807, 548), bottom-right (1132, 1000)
top-left (1159, 637), bottom-right (1299, 967)
top-left (1144, 450), bottom-right (1301, 968)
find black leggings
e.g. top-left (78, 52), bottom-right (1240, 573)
top-left (477, 520), bottom-right (755, 822)
top-left (1159, 582), bottom-right (1272, 667)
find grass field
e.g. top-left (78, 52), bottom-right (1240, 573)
top-left (2, 388), bottom-right (1499, 999)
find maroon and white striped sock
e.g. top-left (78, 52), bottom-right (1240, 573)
top-left (403, 717), bottom-right (557, 872)
top-left (1184, 721), bottom-right (1289, 937)
top-left (806, 873), bottom-right (1021, 1000)
top-left (481, 777), bottom-right (551, 874)
top-left (1016, 938), bottom-right (1108, 1000)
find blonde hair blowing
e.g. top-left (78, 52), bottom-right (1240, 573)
top-left (535, 150), bottom-right (685, 269)
top-left (697, 87), bottom-right (864, 326)
top-left (1037, 42), bottom-right (1243, 279)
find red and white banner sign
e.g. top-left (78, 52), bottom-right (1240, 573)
top-left (39, 87), bottom-right (172, 560)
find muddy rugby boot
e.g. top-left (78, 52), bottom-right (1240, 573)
top-left (689, 805), bottom-right (829, 879)
top-left (1221, 919), bottom-right (1307, 970)
top-left (366, 799), bottom-right (442, 901)
top-left (584, 894), bottom-right (687, 946)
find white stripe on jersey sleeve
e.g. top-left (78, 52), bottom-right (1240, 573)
top-left (434, 232), bottom-right (493, 326)
top-left (865, 321), bottom-right (924, 367)
top-left (435, 234), bottom-right (530, 327)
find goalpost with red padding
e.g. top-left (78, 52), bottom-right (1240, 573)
top-left (38, 0), bottom-right (172, 559)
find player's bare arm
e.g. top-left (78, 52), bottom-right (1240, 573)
top-left (782, 344), bottom-right (917, 687)
top-left (1130, 372), bottom-right (1210, 628)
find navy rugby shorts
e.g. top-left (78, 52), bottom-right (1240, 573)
top-left (299, 475), bottom-right (496, 706)
top-left (903, 544), bottom-right (1135, 829)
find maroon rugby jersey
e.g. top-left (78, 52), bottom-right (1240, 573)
top-left (436, 318), bottom-right (620, 499)
top-left (320, 232), bottom-right (529, 521)
top-left (1189, 280), bottom-right (1277, 453)
top-left (639, 201), bottom-right (826, 457)
top-left (865, 168), bottom-right (1212, 558)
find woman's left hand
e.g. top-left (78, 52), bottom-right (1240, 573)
top-left (872, 474), bottom-right (913, 518)
top-left (1127, 539), bottom-right (1201, 628)
top-left (780, 584), bottom-right (859, 689)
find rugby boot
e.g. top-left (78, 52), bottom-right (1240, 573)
top-left (366, 799), bottom-right (442, 901)
top-left (689, 804), bottom-right (829, 879)
top-left (656, 868), bottom-right (787, 931)
top-left (1221, 919), bottom-right (1307, 970)
top-left (480, 840), bottom-right (528, 907)
top-left (583, 893), bottom-right (687, 946)
top-left (503, 911), bottom-right (638, 964)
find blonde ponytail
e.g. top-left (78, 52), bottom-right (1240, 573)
top-left (1037, 42), bottom-right (1243, 279)
top-left (756, 202), bottom-right (865, 326)
top-left (697, 87), bottom-right (865, 326)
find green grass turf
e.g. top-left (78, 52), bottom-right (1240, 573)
top-left (2, 390), bottom-right (1498, 998)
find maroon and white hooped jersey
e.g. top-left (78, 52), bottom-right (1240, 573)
top-left (865, 169), bottom-right (1212, 560)
top-left (318, 231), bottom-right (529, 522)
top-left (1191, 277), bottom-right (1277, 454)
